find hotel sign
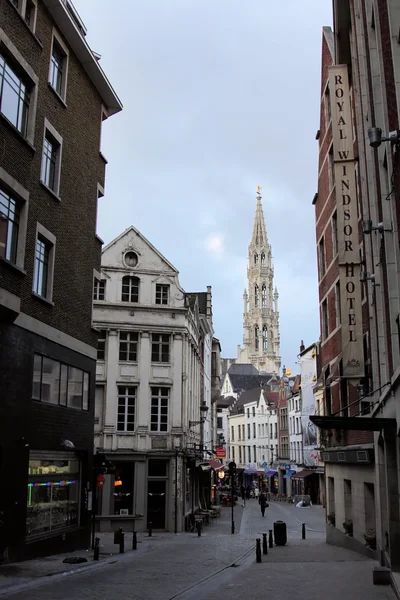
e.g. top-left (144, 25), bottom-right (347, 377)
top-left (328, 65), bottom-right (364, 380)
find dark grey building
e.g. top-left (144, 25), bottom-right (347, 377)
top-left (0, 0), bottom-right (121, 561)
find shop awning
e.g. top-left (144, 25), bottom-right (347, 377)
top-left (293, 470), bottom-right (316, 479)
top-left (243, 469), bottom-right (257, 475)
top-left (207, 460), bottom-right (224, 471)
top-left (283, 470), bottom-right (296, 478)
top-left (265, 470), bottom-right (277, 477)
top-left (310, 415), bottom-right (396, 432)
top-left (198, 463), bottom-right (211, 472)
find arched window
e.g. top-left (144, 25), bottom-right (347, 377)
top-left (262, 285), bottom-right (267, 307)
top-left (261, 252), bottom-right (265, 266)
top-left (254, 253), bottom-right (258, 265)
top-left (255, 326), bottom-right (259, 350)
top-left (121, 276), bottom-right (139, 303)
top-left (263, 326), bottom-right (268, 351)
top-left (254, 284), bottom-right (259, 307)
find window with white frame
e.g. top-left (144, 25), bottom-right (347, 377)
top-left (33, 225), bottom-right (55, 301)
top-left (93, 278), bottom-right (106, 300)
top-left (155, 284), bottom-right (169, 305)
top-left (117, 386), bottom-right (136, 432)
top-left (0, 52), bottom-right (30, 135)
top-left (97, 330), bottom-right (106, 360)
top-left (49, 32), bottom-right (68, 101)
top-left (0, 184), bottom-right (20, 263)
top-left (41, 121), bottom-right (62, 196)
top-left (9, 0), bottom-right (37, 31)
top-left (121, 275), bottom-right (139, 303)
top-left (32, 354), bottom-right (89, 410)
top-left (119, 331), bottom-right (138, 362)
top-left (150, 387), bottom-right (169, 432)
top-left (151, 333), bottom-right (170, 363)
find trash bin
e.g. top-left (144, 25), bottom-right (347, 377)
top-left (273, 520), bottom-right (287, 546)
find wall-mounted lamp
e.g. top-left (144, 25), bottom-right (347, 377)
top-left (362, 220), bottom-right (392, 235)
top-left (368, 127), bottom-right (400, 148)
top-left (189, 401), bottom-right (209, 428)
top-left (360, 271), bottom-right (375, 283)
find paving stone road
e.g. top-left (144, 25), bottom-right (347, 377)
top-left (3, 501), bottom-right (395, 599)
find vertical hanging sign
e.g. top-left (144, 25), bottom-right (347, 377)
top-left (328, 65), bottom-right (364, 381)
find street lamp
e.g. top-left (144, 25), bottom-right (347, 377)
top-left (189, 401), bottom-right (209, 460)
top-left (228, 461), bottom-right (236, 535)
top-left (174, 438), bottom-right (181, 535)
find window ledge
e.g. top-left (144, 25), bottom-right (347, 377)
top-left (7, 0), bottom-right (43, 48)
top-left (151, 363), bottom-right (171, 366)
top-left (32, 291), bottom-right (54, 306)
top-left (0, 255), bottom-right (26, 275)
top-left (116, 432), bottom-right (135, 436)
top-left (0, 113), bottom-right (35, 151)
top-left (40, 181), bottom-right (61, 202)
top-left (47, 82), bottom-right (68, 107)
top-left (119, 361), bottom-right (138, 365)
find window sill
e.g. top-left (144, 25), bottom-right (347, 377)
top-left (116, 432), bottom-right (135, 435)
top-left (48, 82), bottom-right (68, 107)
top-left (151, 363), bottom-right (171, 366)
top-left (40, 181), bottom-right (61, 202)
top-left (32, 291), bottom-right (54, 306)
top-left (0, 255), bottom-right (26, 275)
top-left (0, 112), bottom-right (35, 152)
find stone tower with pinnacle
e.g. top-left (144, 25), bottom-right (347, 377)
top-left (237, 187), bottom-right (281, 374)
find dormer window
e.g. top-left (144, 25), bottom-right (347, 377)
top-left (156, 284), bottom-right (169, 305)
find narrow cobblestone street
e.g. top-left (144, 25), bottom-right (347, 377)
top-left (1, 500), bottom-right (395, 599)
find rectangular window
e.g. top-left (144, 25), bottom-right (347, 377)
top-left (253, 445), bottom-right (256, 462)
top-left (242, 424), bottom-right (245, 440)
top-left (150, 387), bottom-right (169, 432)
top-left (41, 130), bottom-right (60, 193)
top-left (322, 299), bottom-right (329, 340)
top-left (155, 284), bottom-right (169, 305)
top-left (248, 446), bottom-right (251, 462)
top-left (232, 446), bottom-right (235, 461)
top-left (274, 423), bottom-right (277, 438)
top-left (332, 211), bottom-right (338, 256)
top-left (238, 425), bottom-right (241, 441)
top-left (121, 276), bottom-right (139, 303)
top-left (217, 417), bottom-right (223, 429)
top-left (0, 53), bottom-right (30, 135)
top-left (335, 282), bottom-right (341, 327)
top-left (0, 186), bottom-right (19, 263)
top-left (117, 386), bottom-right (136, 432)
top-left (24, 0), bottom-right (37, 30)
top-left (252, 406), bottom-right (255, 417)
top-left (32, 354), bottom-right (89, 410)
top-left (270, 423), bottom-right (273, 438)
top-left (97, 330), bottom-right (106, 360)
top-left (247, 423), bottom-right (250, 439)
top-left (119, 331), bottom-right (138, 362)
top-left (33, 236), bottom-right (50, 297)
top-left (49, 33), bottom-right (68, 101)
top-left (93, 279), bottom-right (106, 301)
top-left (151, 333), bottom-right (170, 363)
top-left (231, 425), bottom-right (234, 442)
top-left (319, 236), bottom-right (326, 277)
top-left (247, 408), bottom-right (250, 418)
top-left (26, 452), bottom-right (80, 537)
top-left (252, 422), bottom-right (256, 438)
top-left (239, 446), bottom-right (242, 463)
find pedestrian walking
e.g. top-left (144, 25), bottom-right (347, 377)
top-left (259, 491), bottom-right (269, 517)
top-left (246, 486), bottom-right (251, 500)
top-left (241, 485), bottom-right (245, 501)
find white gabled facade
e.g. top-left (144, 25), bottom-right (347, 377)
top-left (93, 226), bottom-right (213, 533)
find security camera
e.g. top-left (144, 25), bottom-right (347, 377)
top-left (360, 271), bottom-right (368, 282)
top-left (368, 127), bottom-right (382, 148)
top-left (61, 439), bottom-right (75, 449)
top-left (363, 220), bottom-right (373, 234)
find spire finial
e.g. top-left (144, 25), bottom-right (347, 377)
top-left (257, 185), bottom-right (262, 200)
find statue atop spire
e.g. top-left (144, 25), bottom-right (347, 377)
top-left (237, 188), bottom-right (281, 375)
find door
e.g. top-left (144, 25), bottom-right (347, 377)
top-left (147, 480), bottom-right (166, 528)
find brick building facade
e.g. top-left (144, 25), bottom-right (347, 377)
top-left (0, 0), bottom-right (121, 561)
top-left (312, 0), bottom-right (400, 577)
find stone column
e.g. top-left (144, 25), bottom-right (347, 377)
top-left (137, 332), bottom-right (150, 430)
top-left (104, 329), bottom-right (119, 449)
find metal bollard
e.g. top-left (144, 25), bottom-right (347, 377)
top-left (119, 528), bottom-right (124, 554)
top-left (132, 531), bottom-right (137, 550)
top-left (262, 532), bottom-right (268, 555)
top-left (302, 523), bottom-right (306, 540)
top-left (93, 537), bottom-right (100, 561)
top-left (196, 520), bottom-right (202, 537)
top-left (256, 538), bottom-right (262, 563)
top-left (269, 529), bottom-right (273, 548)
top-left (148, 522), bottom-right (152, 537)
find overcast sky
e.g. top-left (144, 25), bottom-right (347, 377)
top-left (74, 0), bottom-right (333, 372)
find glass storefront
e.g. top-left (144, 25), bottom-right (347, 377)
top-left (26, 453), bottom-right (80, 538)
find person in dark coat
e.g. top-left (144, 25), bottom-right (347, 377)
top-left (259, 491), bottom-right (268, 517)
top-left (246, 486), bottom-right (251, 500)
top-left (241, 485), bottom-right (245, 501)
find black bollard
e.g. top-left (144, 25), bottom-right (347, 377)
top-left (132, 531), bottom-right (137, 550)
top-left (302, 523), bottom-right (306, 540)
top-left (269, 529), bottom-right (273, 548)
top-left (256, 538), bottom-right (262, 563)
top-left (196, 520), bottom-right (202, 537)
top-left (148, 521), bottom-right (152, 537)
top-left (262, 532), bottom-right (268, 555)
top-left (93, 537), bottom-right (100, 561)
top-left (119, 528), bottom-right (124, 554)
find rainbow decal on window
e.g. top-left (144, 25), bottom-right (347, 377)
top-left (28, 480), bottom-right (76, 487)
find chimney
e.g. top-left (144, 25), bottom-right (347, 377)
top-left (206, 285), bottom-right (212, 322)
top-left (300, 339), bottom-right (305, 353)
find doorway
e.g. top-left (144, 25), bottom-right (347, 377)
top-left (147, 480), bottom-right (166, 528)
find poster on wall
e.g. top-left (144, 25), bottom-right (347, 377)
top-left (300, 349), bottom-right (318, 467)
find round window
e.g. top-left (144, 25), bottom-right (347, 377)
top-left (124, 251), bottom-right (138, 268)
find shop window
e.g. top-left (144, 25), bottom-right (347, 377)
top-left (26, 452), bottom-right (80, 537)
top-left (113, 462), bottom-right (134, 515)
top-left (32, 354), bottom-right (89, 411)
top-left (148, 459), bottom-right (168, 477)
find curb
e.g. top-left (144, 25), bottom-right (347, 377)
top-left (0, 545), bottom-right (151, 598)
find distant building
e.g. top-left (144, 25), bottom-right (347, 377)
top-left (0, 0), bottom-right (121, 561)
